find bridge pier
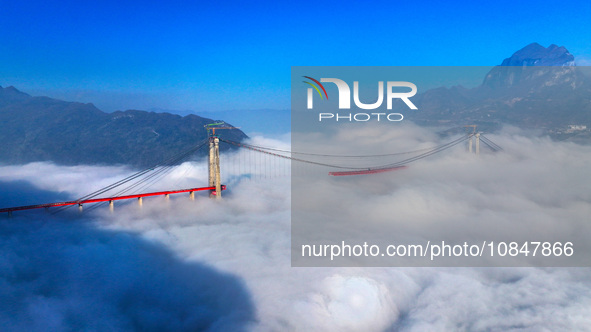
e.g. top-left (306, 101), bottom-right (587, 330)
top-left (109, 200), bottom-right (114, 212)
top-left (189, 191), bottom-right (194, 200)
top-left (138, 197), bottom-right (143, 207)
top-left (78, 203), bottom-right (83, 212)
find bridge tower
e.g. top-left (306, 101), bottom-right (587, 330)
top-left (465, 125), bottom-right (480, 155)
top-left (208, 135), bottom-right (222, 199)
top-left (205, 122), bottom-right (239, 199)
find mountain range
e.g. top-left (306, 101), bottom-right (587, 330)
top-left (0, 87), bottom-right (247, 167)
top-left (1, 43), bottom-right (590, 168)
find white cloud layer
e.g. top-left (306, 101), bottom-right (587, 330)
top-left (1, 133), bottom-right (591, 331)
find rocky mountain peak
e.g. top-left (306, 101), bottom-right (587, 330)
top-left (482, 43), bottom-right (579, 89)
top-left (500, 42), bottom-right (575, 67)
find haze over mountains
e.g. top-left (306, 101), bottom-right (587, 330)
top-left (1, 43), bottom-right (590, 167)
top-left (0, 87), bottom-right (247, 167)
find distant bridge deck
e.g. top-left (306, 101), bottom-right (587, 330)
top-left (328, 166), bottom-right (407, 176)
top-left (0, 185), bottom-right (225, 214)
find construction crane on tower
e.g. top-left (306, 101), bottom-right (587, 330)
top-left (205, 122), bottom-right (241, 137)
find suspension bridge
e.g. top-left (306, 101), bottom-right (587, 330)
top-left (0, 124), bottom-right (501, 217)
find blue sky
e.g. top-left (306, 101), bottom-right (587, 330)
top-left (1, 0), bottom-right (590, 113)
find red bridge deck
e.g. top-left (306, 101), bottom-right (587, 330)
top-left (329, 166), bottom-right (407, 176)
top-left (0, 185), bottom-right (225, 214)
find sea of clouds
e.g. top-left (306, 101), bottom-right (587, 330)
top-left (1, 127), bottom-right (591, 331)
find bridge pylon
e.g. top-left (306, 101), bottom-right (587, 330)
top-left (208, 136), bottom-right (222, 199)
top-left (465, 125), bottom-right (481, 155)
